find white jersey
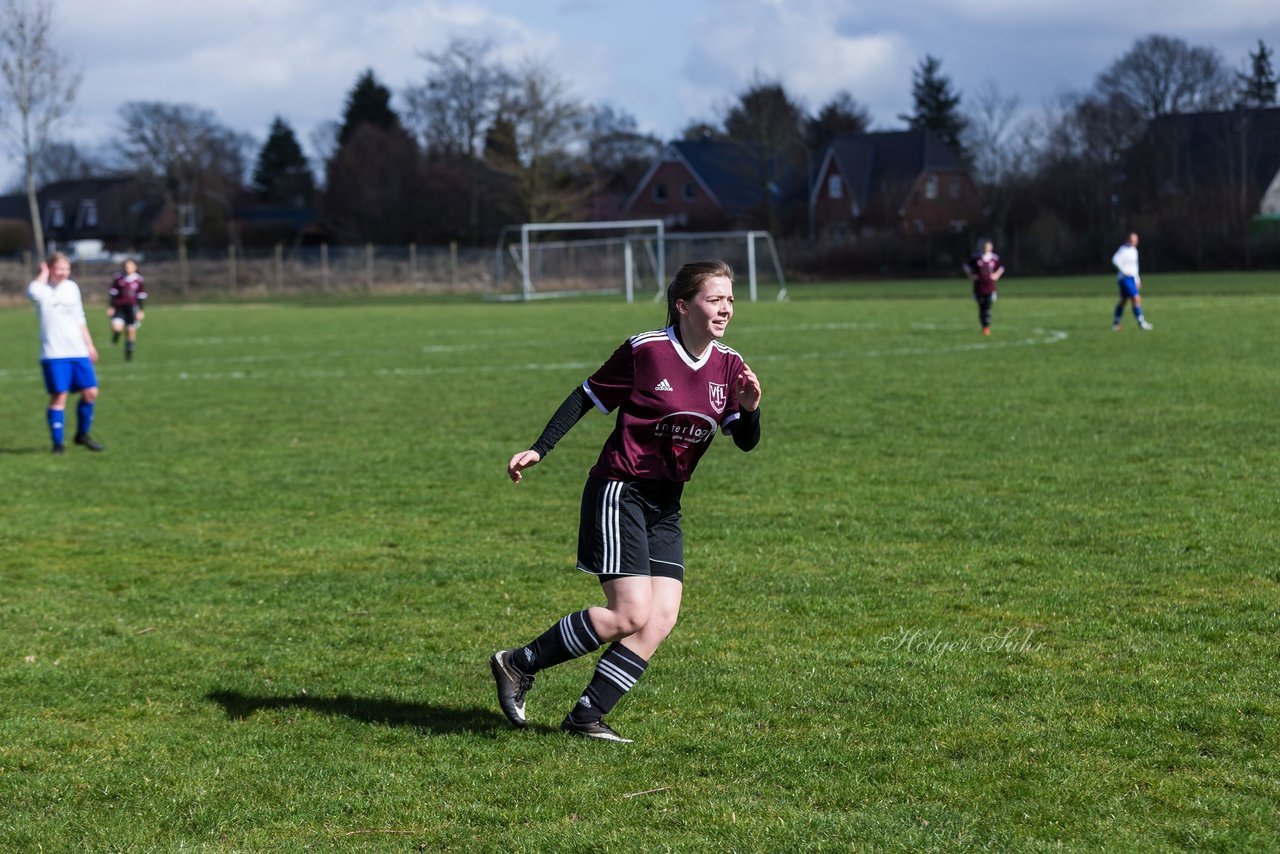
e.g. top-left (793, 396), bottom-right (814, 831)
top-left (27, 278), bottom-right (89, 360)
top-left (1112, 245), bottom-right (1140, 279)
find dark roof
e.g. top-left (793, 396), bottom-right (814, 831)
top-left (235, 205), bottom-right (318, 229)
top-left (0, 193), bottom-right (28, 220)
top-left (633, 139), bottom-right (806, 217)
top-left (823, 129), bottom-right (967, 211)
top-left (673, 140), bottom-right (767, 214)
top-left (1128, 107), bottom-right (1280, 195)
top-left (38, 175), bottom-right (167, 242)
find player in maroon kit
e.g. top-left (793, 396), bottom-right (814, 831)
top-left (963, 240), bottom-right (1004, 336)
top-left (107, 259), bottom-right (148, 361)
top-left (492, 259), bottom-right (763, 742)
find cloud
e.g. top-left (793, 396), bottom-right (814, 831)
top-left (51, 0), bottom-right (557, 156)
top-left (677, 0), bottom-right (913, 129)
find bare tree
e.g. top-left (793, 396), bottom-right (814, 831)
top-left (1096, 34), bottom-right (1235, 122)
top-left (498, 60), bottom-right (585, 223)
top-left (963, 81), bottom-right (1033, 187)
top-left (35, 139), bottom-right (96, 186)
top-left (0, 0), bottom-right (80, 257)
top-left (308, 120), bottom-right (340, 177)
top-left (111, 101), bottom-right (253, 253)
top-left (404, 38), bottom-right (513, 242)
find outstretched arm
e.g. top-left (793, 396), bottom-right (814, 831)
top-left (507, 385), bottom-right (594, 483)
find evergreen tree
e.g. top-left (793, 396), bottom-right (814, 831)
top-left (338, 70), bottom-right (400, 145)
top-left (251, 116), bottom-right (315, 205)
top-left (483, 114), bottom-right (518, 165)
top-left (899, 55), bottom-right (967, 153)
top-left (1237, 40), bottom-right (1278, 108)
top-left (806, 91), bottom-right (872, 150)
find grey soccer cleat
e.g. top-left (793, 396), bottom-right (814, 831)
top-left (561, 715), bottom-right (632, 743)
top-left (490, 650), bottom-right (534, 728)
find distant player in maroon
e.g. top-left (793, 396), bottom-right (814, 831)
top-left (491, 260), bottom-right (763, 743)
top-left (963, 240), bottom-right (1004, 335)
top-left (107, 258), bottom-right (148, 361)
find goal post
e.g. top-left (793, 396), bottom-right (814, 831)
top-left (661, 230), bottom-right (788, 302)
top-left (491, 221), bottom-right (787, 303)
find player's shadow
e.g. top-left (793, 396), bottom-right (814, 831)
top-left (0, 447), bottom-right (41, 455)
top-left (206, 689), bottom-right (556, 736)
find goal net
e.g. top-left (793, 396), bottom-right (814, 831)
top-left (490, 221), bottom-right (787, 302)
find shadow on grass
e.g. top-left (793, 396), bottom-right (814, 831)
top-left (206, 689), bottom-right (557, 735)
top-left (0, 447), bottom-right (42, 455)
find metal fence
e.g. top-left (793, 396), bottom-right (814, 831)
top-left (0, 243), bottom-right (498, 304)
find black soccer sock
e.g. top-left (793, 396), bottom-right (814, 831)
top-left (569, 642), bottom-right (649, 723)
top-left (513, 609), bottom-right (600, 675)
top-left (125, 341), bottom-right (135, 361)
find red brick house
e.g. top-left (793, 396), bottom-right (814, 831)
top-left (623, 139), bottom-right (787, 230)
top-left (811, 130), bottom-right (981, 238)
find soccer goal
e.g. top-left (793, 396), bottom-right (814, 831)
top-left (490, 222), bottom-right (787, 302)
top-left (491, 220), bottom-right (666, 303)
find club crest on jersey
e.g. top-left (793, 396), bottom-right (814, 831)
top-left (708, 382), bottom-right (727, 414)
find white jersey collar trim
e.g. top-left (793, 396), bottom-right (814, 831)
top-left (665, 326), bottom-right (712, 370)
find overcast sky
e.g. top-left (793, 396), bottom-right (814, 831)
top-left (17, 0), bottom-right (1280, 185)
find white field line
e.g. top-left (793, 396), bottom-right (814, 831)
top-left (0, 325), bottom-right (1071, 384)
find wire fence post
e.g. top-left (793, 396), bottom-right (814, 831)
top-left (274, 244), bottom-right (283, 292)
top-left (179, 241), bottom-right (189, 296)
top-left (409, 241), bottom-right (418, 288)
top-left (321, 243), bottom-right (329, 291)
top-left (450, 240), bottom-right (458, 289)
top-left (365, 242), bottom-right (373, 291)
top-left (228, 244), bottom-right (237, 293)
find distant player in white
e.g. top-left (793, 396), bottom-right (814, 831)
top-left (1111, 232), bottom-right (1153, 331)
top-left (27, 252), bottom-right (105, 452)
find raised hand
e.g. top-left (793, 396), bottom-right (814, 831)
top-left (735, 365), bottom-right (761, 412)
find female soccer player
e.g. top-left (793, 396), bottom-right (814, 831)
top-left (1111, 232), bottom-right (1153, 331)
top-left (492, 259), bottom-right (762, 743)
top-left (27, 253), bottom-right (104, 453)
top-left (107, 258), bottom-right (148, 361)
top-left (963, 239), bottom-right (1004, 335)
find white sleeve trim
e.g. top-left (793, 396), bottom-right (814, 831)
top-left (581, 380), bottom-right (610, 414)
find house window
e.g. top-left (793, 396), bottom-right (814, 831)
top-left (653, 182), bottom-right (668, 203)
top-left (682, 182), bottom-right (696, 201)
top-left (949, 177), bottom-right (962, 200)
top-left (177, 203), bottom-right (197, 236)
top-left (828, 175), bottom-right (843, 199)
top-left (78, 199), bottom-right (99, 229)
top-left (924, 174), bottom-right (939, 200)
top-left (47, 201), bottom-right (64, 229)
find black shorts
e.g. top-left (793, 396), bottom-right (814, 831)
top-left (112, 304), bottom-right (140, 327)
top-left (577, 476), bottom-right (685, 582)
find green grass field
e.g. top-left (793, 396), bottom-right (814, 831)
top-left (1, 273), bottom-right (1278, 851)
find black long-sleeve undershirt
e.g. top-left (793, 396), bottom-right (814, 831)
top-left (528, 384), bottom-right (761, 458)
top-left (727, 406), bottom-right (761, 451)
top-left (530, 386), bottom-right (595, 459)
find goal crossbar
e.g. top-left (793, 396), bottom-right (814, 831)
top-left (493, 221), bottom-right (787, 303)
top-left (508, 220), bottom-right (665, 302)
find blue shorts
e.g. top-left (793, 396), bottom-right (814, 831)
top-left (1117, 276), bottom-right (1139, 299)
top-left (41, 358), bottom-right (97, 395)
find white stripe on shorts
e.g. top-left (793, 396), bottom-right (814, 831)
top-left (600, 481), bottom-right (623, 574)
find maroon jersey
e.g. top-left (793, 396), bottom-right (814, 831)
top-left (964, 252), bottom-right (1003, 295)
top-left (583, 327), bottom-right (746, 482)
top-left (109, 272), bottom-right (147, 307)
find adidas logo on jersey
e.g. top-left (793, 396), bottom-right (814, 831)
top-left (654, 378), bottom-right (674, 392)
